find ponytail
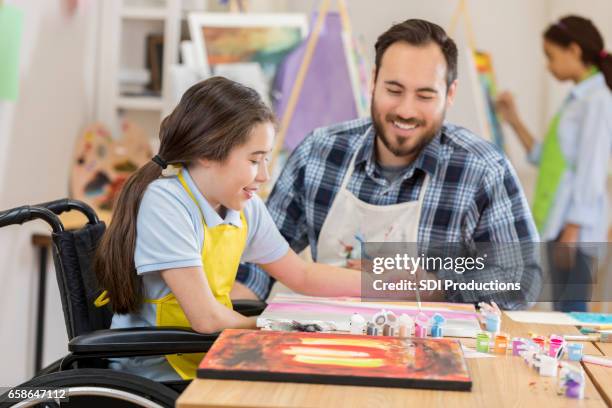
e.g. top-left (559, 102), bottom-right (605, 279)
top-left (93, 161), bottom-right (162, 313)
top-left (597, 51), bottom-right (612, 91)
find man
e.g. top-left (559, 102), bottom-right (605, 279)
top-left (236, 18), bottom-right (541, 309)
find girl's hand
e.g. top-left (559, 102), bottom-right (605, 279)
top-left (496, 91), bottom-right (520, 126)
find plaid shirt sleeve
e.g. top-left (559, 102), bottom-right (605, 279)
top-left (436, 157), bottom-right (542, 310)
top-left (236, 134), bottom-right (314, 299)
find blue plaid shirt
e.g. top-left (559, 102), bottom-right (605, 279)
top-left (238, 118), bottom-right (541, 308)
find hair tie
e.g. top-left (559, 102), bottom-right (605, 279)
top-left (600, 49), bottom-right (609, 60)
top-left (152, 155), bottom-right (168, 169)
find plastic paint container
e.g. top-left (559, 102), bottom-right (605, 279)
top-left (494, 333), bottom-right (508, 354)
top-left (476, 332), bottom-right (491, 353)
top-left (512, 337), bottom-right (526, 356)
top-left (532, 336), bottom-right (546, 351)
top-left (350, 313), bottom-right (366, 335)
top-left (430, 325), bottom-right (443, 338)
top-left (414, 324), bottom-right (427, 338)
top-left (549, 336), bottom-right (565, 358)
top-left (398, 314), bottom-right (413, 337)
top-left (485, 314), bottom-right (501, 334)
top-left (567, 343), bottom-right (584, 361)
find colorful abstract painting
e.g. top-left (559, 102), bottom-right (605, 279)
top-left (198, 329), bottom-right (471, 390)
top-left (257, 293), bottom-right (482, 338)
top-left (188, 13), bottom-right (307, 82)
top-left (473, 51), bottom-right (504, 152)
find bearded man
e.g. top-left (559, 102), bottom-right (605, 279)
top-left (235, 18), bottom-right (541, 309)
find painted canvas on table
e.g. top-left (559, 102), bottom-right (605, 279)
top-left (257, 293), bottom-right (482, 338)
top-left (473, 51), bottom-right (504, 152)
top-left (198, 329), bottom-right (471, 390)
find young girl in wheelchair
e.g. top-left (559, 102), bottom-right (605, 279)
top-left (93, 77), bottom-right (363, 382)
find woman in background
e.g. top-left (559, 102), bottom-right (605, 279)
top-left (497, 15), bottom-right (612, 312)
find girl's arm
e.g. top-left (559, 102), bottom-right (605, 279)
top-left (260, 250), bottom-right (362, 297)
top-left (496, 91), bottom-right (536, 152)
top-left (161, 267), bottom-right (256, 333)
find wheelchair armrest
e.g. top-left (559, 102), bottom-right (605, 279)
top-left (69, 327), bottom-right (219, 357)
top-left (233, 299), bottom-right (267, 316)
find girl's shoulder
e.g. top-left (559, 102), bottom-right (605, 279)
top-left (139, 176), bottom-right (199, 222)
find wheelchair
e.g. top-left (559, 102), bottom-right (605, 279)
top-left (0, 199), bottom-right (266, 407)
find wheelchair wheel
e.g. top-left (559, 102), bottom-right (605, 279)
top-left (0, 368), bottom-right (180, 408)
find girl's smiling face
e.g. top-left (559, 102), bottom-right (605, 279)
top-left (198, 121), bottom-right (275, 213)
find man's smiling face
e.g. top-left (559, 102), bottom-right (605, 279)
top-left (371, 41), bottom-right (457, 163)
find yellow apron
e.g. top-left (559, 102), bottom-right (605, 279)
top-left (146, 171), bottom-right (248, 379)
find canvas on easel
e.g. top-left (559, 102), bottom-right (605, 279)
top-left (198, 329), bottom-right (472, 391)
top-left (473, 50), bottom-right (505, 152)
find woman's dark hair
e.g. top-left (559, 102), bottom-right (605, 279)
top-left (374, 19), bottom-right (458, 90)
top-left (94, 77), bottom-right (275, 313)
top-left (544, 15), bottom-right (612, 90)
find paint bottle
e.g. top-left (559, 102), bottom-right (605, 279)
top-left (414, 312), bottom-right (428, 338)
top-left (476, 332), bottom-right (490, 353)
top-left (532, 335), bottom-right (546, 352)
top-left (398, 314), bottom-right (413, 337)
top-left (385, 310), bottom-right (398, 325)
top-left (430, 313), bottom-right (446, 338)
top-left (350, 313), bottom-right (366, 335)
top-left (383, 323), bottom-right (395, 337)
top-left (537, 354), bottom-right (558, 377)
top-left (366, 322), bottom-right (377, 336)
top-left (494, 333), bottom-right (508, 354)
top-left (511, 337), bottom-right (526, 356)
top-left (567, 343), bottom-right (584, 361)
top-left (485, 313), bottom-right (501, 334)
top-left (372, 309), bottom-right (388, 326)
top-left (548, 335), bottom-right (565, 358)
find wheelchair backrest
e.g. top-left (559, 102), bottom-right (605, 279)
top-left (51, 221), bottom-right (113, 339)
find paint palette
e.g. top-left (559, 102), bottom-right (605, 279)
top-left (70, 121), bottom-right (152, 213)
top-left (198, 329), bottom-right (472, 390)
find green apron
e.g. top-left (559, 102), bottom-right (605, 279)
top-left (532, 67), bottom-right (599, 233)
top-left (532, 113), bottom-right (566, 233)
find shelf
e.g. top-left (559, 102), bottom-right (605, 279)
top-left (121, 6), bottom-right (167, 20)
top-left (117, 95), bottom-right (164, 111)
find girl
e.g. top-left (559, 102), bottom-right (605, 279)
top-left (94, 77), bottom-right (362, 381)
top-left (497, 16), bottom-right (612, 312)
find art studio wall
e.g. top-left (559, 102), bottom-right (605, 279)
top-left (0, 0), bottom-right (610, 387)
top-left (0, 0), bottom-right (99, 385)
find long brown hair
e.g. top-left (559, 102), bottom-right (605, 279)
top-left (94, 77), bottom-right (275, 314)
top-left (544, 15), bottom-right (612, 91)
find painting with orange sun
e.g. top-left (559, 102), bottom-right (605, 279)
top-left (198, 329), bottom-right (471, 390)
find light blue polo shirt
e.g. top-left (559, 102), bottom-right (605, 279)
top-left (110, 168), bottom-right (289, 380)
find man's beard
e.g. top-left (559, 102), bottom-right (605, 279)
top-left (371, 97), bottom-right (444, 159)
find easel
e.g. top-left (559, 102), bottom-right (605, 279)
top-left (448, 0), bottom-right (501, 149)
top-left (264, 0), bottom-right (357, 197)
top-left (228, 0), bottom-right (249, 13)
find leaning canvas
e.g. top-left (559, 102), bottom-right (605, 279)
top-left (198, 329), bottom-right (472, 391)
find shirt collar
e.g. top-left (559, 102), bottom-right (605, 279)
top-left (181, 168), bottom-right (242, 228)
top-left (354, 121), bottom-right (441, 179)
top-left (570, 71), bottom-right (605, 100)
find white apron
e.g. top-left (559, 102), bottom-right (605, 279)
top-left (316, 132), bottom-right (429, 266)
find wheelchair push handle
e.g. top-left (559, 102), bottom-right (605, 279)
top-left (0, 205), bottom-right (64, 232)
top-left (36, 198), bottom-right (100, 225)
